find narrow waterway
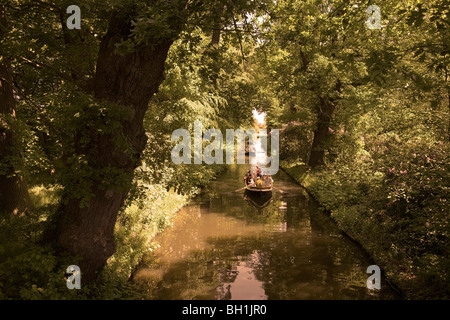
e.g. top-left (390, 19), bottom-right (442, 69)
top-left (133, 164), bottom-right (401, 300)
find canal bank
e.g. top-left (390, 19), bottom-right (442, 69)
top-left (278, 161), bottom-right (406, 299)
top-left (279, 158), bottom-right (450, 300)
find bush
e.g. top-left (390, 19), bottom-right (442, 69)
top-left (281, 136), bottom-right (450, 299)
top-left (105, 183), bottom-right (189, 283)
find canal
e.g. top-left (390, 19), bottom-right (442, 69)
top-left (132, 163), bottom-right (400, 300)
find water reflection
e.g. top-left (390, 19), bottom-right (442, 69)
top-left (216, 251), bottom-right (267, 300)
top-left (243, 190), bottom-right (273, 211)
top-left (133, 164), bottom-right (400, 300)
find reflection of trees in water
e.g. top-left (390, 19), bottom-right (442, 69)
top-left (243, 191), bottom-right (273, 211)
top-left (145, 229), bottom-right (394, 300)
top-left (216, 265), bottom-right (238, 300)
top-left (137, 166), bottom-right (399, 300)
top-left (204, 192), bottom-right (288, 226)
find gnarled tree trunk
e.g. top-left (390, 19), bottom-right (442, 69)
top-left (307, 97), bottom-right (335, 169)
top-left (53, 12), bottom-right (177, 282)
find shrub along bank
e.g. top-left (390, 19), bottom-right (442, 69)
top-left (281, 150), bottom-right (449, 299)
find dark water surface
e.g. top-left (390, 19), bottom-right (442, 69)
top-left (133, 164), bottom-right (401, 300)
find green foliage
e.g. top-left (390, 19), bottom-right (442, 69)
top-left (1, 0), bottom-right (448, 300)
top-left (279, 122), bottom-right (313, 161)
top-left (263, 0), bottom-right (449, 299)
top-left (105, 183), bottom-right (189, 283)
top-left (284, 146), bottom-right (449, 299)
top-left (0, 165), bottom-right (224, 299)
top-left (0, 113), bottom-right (50, 183)
top-left (0, 202), bottom-right (77, 299)
top-left (282, 135), bottom-right (449, 299)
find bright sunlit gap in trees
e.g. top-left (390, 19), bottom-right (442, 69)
top-left (253, 109), bottom-right (266, 127)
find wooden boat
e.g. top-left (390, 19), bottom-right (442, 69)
top-left (243, 175), bottom-right (273, 210)
top-left (245, 185), bottom-right (273, 193)
top-left (244, 174), bottom-right (273, 194)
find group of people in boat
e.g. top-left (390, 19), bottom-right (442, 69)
top-left (243, 166), bottom-right (273, 188)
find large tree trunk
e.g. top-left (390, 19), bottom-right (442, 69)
top-left (211, 24), bottom-right (221, 47)
top-left (308, 97), bottom-right (335, 169)
top-left (53, 12), bottom-right (176, 282)
top-left (0, 6), bottom-right (33, 216)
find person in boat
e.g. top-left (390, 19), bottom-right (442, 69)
top-left (256, 177), bottom-right (263, 188)
top-left (256, 166), bottom-right (262, 178)
top-left (263, 175), bottom-right (273, 186)
top-left (244, 170), bottom-right (254, 186)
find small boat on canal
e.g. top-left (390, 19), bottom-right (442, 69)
top-left (244, 179), bottom-right (273, 209)
top-left (243, 167), bottom-right (273, 195)
top-left (245, 184), bottom-right (272, 193)
top-left (244, 173), bottom-right (273, 197)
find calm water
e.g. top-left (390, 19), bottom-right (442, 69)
top-left (133, 164), bottom-right (401, 300)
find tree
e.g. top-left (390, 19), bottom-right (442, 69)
top-left (52, 1), bottom-right (190, 282)
top-left (2, 0), bottom-right (264, 282)
top-left (256, 0), bottom-right (398, 168)
top-left (0, 5), bottom-right (33, 216)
